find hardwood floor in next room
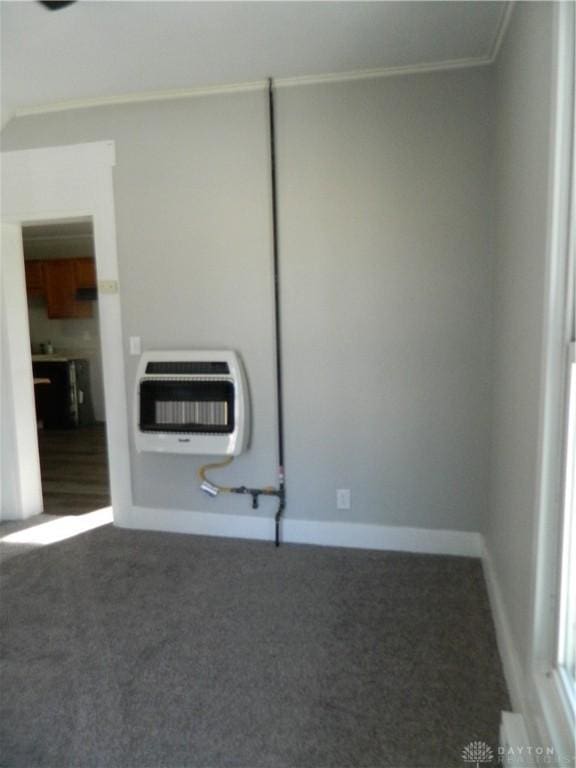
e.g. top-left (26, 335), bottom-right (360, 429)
top-left (38, 425), bottom-right (110, 515)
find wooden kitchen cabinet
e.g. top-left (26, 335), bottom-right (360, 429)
top-left (25, 261), bottom-right (45, 297)
top-left (43, 259), bottom-right (93, 319)
top-left (24, 257), bottom-right (96, 318)
top-left (74, 258), bottom-right (97, 289)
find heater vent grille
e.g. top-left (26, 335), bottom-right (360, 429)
top-left (145, 361), bottom-right (229, 375)
top-left (155, 400), bottom-right (228, 428)
top-left (139, 378), bottom-right (234, 434)
top-left (135, 351), bottom-right (249, 454)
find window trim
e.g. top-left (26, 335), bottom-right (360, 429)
top-left (529, 0), bottom-right (576, 758)
top-left (557, 343), bottom-right (575, 707)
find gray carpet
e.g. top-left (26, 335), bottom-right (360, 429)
top-left (0, 521), bottom-right (509, 768)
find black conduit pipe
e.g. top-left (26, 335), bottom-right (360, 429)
top-left (268, 77), bottom-right (286, 547)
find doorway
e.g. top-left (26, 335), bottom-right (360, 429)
top-left (1, 141), bottom-right (132, 526)
top-left (22, 219), bottom-right (110, 516)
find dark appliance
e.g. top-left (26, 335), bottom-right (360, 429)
top-left (33, 358), bottom-right (94, 428)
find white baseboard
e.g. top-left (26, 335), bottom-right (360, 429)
top-left (285, 518), bottom-right (483, 556)
top-left (500, 712), bottom-right (535, 767)
top-left (124, 506), bottom-right (483, 557)
top-left (482, 542), bottom-right (528, 718)
top-left (127, 506), bottom-right (276, 542)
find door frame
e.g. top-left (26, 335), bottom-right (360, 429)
top-left (1, 141), bottom-right (133, 525)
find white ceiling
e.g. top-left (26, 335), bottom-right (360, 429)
top-left (22, 220), bottom-right (93, 240)
top-left (1, 1), bottom-right (508, 124)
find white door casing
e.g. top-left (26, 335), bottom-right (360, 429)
top-left (1, 141), bottom-right (133, 524)
top-left (1, 223), bottom-right (43, 519)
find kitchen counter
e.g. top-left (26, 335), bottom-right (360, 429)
top-left (32, 353), bottom-right (93, 362)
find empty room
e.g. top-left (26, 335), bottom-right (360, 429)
top-left (1, 2), bottom-right (574, 767)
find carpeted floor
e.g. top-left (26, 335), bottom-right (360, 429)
top-left (0, 521), bottom-right (509, 768)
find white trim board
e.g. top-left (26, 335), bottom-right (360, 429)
top-left (13, 55), bottom-right (495, 119)
top-left (482, 542), bottom-right (528, 719)
top-left (1, 141), bottom-right (133, 525)
top-left (276, 56), bottom-right (492, 88)
top-left (489, 2), bottom-right (516, 64)
top-left (0, 224), bottom-right (43, 519)
top-left (483, 540), bottom-right (575, 760)
top-left (127, 507), bottom-right (483, 557)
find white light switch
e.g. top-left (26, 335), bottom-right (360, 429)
top-left (129, 336), bottom-right (141, 355)
top-left (98, 279), bottom-right (119, 294)
top-left (336, 489), bottom-right (351, 510)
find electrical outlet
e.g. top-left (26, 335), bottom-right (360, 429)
top-left (336, 489), bottom-right (351, 510)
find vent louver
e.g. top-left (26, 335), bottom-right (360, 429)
top-left (134, 351), bottom-right (249, 455)
top-left (145, 361), bottom-right (229, 375)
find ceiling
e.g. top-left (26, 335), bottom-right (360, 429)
top-left (1, 1), bottom-right (508, 125)
top-left (22, 220), bottom-right (93, 241)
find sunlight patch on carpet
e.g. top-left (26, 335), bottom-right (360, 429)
top-left (0, 507), bottom-right (113, 547)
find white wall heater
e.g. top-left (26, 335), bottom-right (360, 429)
top-left (134, 350), bottom-right (250, 455)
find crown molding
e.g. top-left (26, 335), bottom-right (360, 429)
top-left (276, 56), bottom-right (492, 89)
top-left (489, 2), bottom-right (516, 63)
top-left (13, 80), bottom-right (266, 118)
top-left (13, 54), bottom-right (494, 119)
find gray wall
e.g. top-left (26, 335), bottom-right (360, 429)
top-left (1, 67), bottom-right (493, 531)
top-left (488, 2), bottom-right (554, 675)
top-left (279, 72), bottom-right (493, 528)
